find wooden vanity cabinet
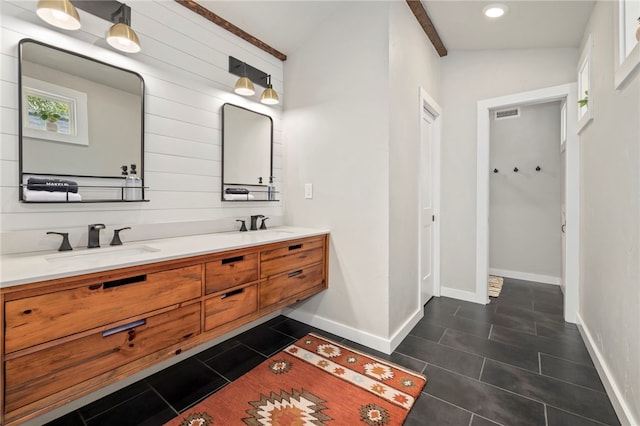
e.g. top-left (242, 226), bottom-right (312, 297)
top-left (0, 233), bottom-right (328, 425)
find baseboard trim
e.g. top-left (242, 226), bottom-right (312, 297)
top-left (440, 286), bottom-right (487, 304)
top-left (576, 313), bottom-right (638, 426)
top-left (389, 307), bottom-right (424, 352)
top-left (489, 268), bottom-right (561, 285)
top-left (283, 308), bottom-right (403, 355)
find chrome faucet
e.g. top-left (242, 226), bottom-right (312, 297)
top-left (88, 224), bottom-right (105, 248)
top-left (250, 215), bottom-right (264, 231)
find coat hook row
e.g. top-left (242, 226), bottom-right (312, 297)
top-left (491, 166), bottom-right (543, 173)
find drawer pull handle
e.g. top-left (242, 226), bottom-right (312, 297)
top-left (288, 270), bottom-right (303, 278)
top-left (288, 244), bottom-right (303, 251)
top-left (102, 319), bottom-right (146, 337)
top-left (221, 288), bottom-right (244, 299)
top-left (88, 283), bottom-right (103, 290)
top-left (104, 275), bottom-right (147, 289)
top-left (23, 309), bottom-right (32, 315)
top-left (222, 255), bottom-right (244, 264)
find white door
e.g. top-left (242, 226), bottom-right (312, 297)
top-left (420, 107), bottom-right (435, 305)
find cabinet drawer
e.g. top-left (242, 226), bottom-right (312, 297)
top-left (260, 237), bottom-right (324, 278)
top-left (205, 284), bottom-right (258, 331)
top-left (260, 263), bottom-right (324, 308)
top-left (4, 264), bottom-right (202, 353)
top-left (4, 303), bottom-right (201, 413)
top-left (205, 252), bottom-right (258, 294)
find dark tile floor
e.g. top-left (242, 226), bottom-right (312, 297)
top-left (46, 278), bottom-right (620, 426)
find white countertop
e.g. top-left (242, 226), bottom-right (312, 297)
top-left (0, 226), bottom-right (330, 288)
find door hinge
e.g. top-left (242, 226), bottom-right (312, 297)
top-left (432, 215), bottom-right (435, 222)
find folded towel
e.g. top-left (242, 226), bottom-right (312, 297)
top-left (224, 193), bottom-right (255, 201)
top-left (225, 187), bottom-right (250, 195)
top-left (23, 188), bottom-right (82, 202)
top-left (27, 177), bottom-right (79, 193)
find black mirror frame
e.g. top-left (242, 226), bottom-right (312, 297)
top-left (18, 38), bottom-right (145, 203)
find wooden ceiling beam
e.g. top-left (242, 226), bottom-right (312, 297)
top-left (406, 0), bottom-right (448, 57)
top-left (174, 0), bottom-right (287, 61)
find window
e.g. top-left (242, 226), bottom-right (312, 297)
top-left (615, 0), bottom-right (640, 88)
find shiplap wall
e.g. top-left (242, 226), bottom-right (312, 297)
top-left (0, 0), bottom-right (284, 254)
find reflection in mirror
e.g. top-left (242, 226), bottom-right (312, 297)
top-left (19, 39), bottom-right (145, 202)
top-left (221, 103), bottom-right (275, 201)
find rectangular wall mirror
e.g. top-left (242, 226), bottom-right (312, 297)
top-left (19, 39), bottom-right (145, 202)
top-left (221, 103), bottom-right (275, 201)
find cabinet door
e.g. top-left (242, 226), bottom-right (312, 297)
top-left (5, 264), bottom-right (202, 353)
top-left (4, 303), bottom-right (201, 414)
top-left (260, 237), bottom-right (324, 278)
top-left (260, 263), bottom-right (325, 308)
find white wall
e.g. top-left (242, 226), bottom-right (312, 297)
top-left (283, 2), bottom-right (391, 342)
top-left (576, 1), bottom-right (640, 424)
top-left (0, 0), bottom-right (284, 254)
top-left (388, 1), bottom-right (441, 336)
top-left (440, 48), bottom-right (578, 293)
top-left (489, 102), bottom-right (562, 282)
top-left (283, 2), bottom-right (441, 351)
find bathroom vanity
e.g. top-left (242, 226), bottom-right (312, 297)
top-left (0, 228), bottom-right (329, 425)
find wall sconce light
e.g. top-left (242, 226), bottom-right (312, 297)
top-left (233, 62), bottom-right (255, 96)
top-left (36, 0), bottom-right (141, 53)
top-left (36, 0), bottom-right (81, 30)
top-left (260, 75), bottom-right (279, 105)
top-left (229, 56), bottom-right (279, 105)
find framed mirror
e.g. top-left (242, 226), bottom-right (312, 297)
top-left (19, 39), bottom-right (145, 202)
top-left (221, 103), bottom-right (274, 201)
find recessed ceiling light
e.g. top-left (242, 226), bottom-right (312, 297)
top-left (483, 3), bottom-right (508, 18)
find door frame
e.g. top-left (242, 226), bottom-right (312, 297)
top-left (476, 83), bottom-right (579, 322)
top-left (419, 87), bottom-right (442, 300)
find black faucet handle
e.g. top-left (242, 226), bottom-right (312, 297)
top-left (236, 219), bottom-right (248, 232)
top-left (90, 223), bottom-right (106, 230)
top-left (47, 231), bottom-right (73, 251)
top-left (110, 227), bottom-right (131, 246)
top-left (259, 217), bottom-right (269, 230)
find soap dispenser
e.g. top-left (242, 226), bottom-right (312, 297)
top-left (268, 176), bottom-right (275, 201)
top-left (121, 165), bottom-right (133, 201)
top-left (129, 163), bottom-right (142, 201)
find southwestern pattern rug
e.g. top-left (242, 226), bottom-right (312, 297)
top-left (165, 333), bottom-right (427, 426)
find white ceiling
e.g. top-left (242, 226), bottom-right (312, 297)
top-left (198, 0), bottom-right (596, 56)
top-left (423, 1), bottom-right (596, 51)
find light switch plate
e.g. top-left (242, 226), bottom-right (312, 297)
top-left (304, 183), bottom-right (313, 199)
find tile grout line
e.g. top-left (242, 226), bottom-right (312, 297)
top-left (424, 361), bottom-right (550, 407)
top-left (544, 404), bottom-right (548, 426)
top-left (488, 324), bottom-right (494, 339)
top-left (148, 385), bottom-right (181, 417)
top-left (453, 305), bottom-right (461, 316)
top-left (422, 391), bottom-right (508, 426)
top-left (538, 352), bottom-right (542, 374)
top-left (478, 357), bottom-right (487, 380)
top-left (545, 404), bottom-right (614, 426)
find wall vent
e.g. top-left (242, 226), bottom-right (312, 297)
top-left (495, 108), bottom-right (520, 120)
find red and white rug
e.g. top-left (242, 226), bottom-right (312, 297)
top-left (165, 333), bottom-right (427, 425)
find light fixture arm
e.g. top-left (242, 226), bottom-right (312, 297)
top-left (71, 1), bottom-right (130, 24)
top-left (110, 3), bottom-right (131, 25)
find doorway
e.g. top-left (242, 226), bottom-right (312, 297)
top-left (476, 83), bottom-right (580, 322)
top-left (419, 88), bottom-right (441, 305)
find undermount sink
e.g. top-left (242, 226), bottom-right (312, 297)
top-left (45, 245), bottom-right (160, 264)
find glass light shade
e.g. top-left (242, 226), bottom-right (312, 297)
top-left (260, 87), bottom-right (279, 105)
top-left (36, 0), bottom-right (81, 30)
top-left (106, 23), bottom-right (141, 53)
top-left (234, 77), bottom-right (255, 96)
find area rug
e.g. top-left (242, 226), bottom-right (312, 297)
top-left (489, 275), bottom-right (504, 298)
top-left (165, 333), bottom-right (426, 426)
